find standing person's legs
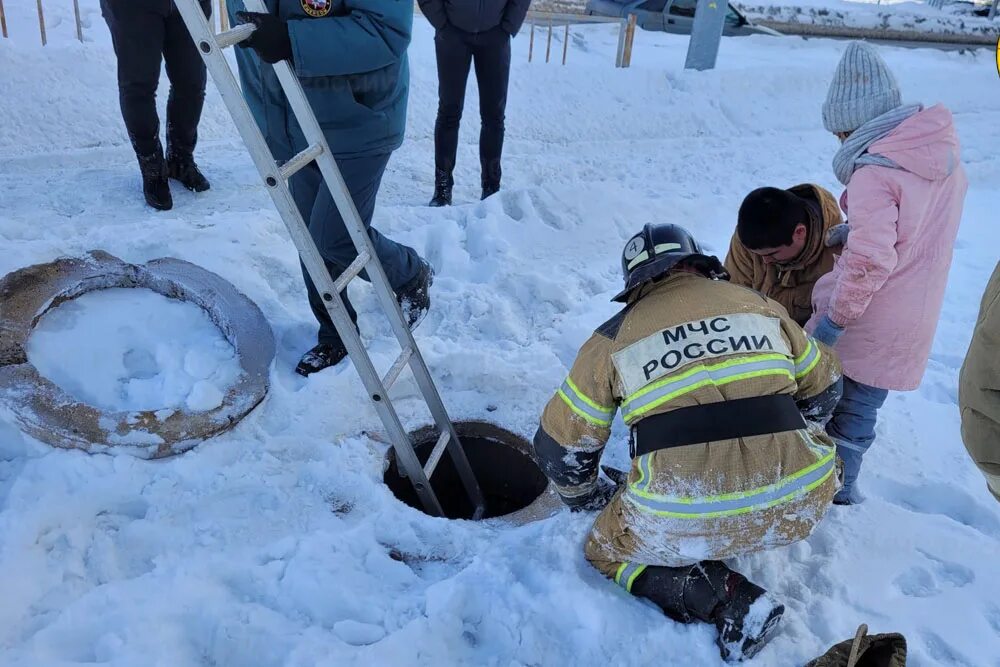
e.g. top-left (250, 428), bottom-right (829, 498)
top-left (295, 155), bottom-right (423, 374)
top-left (100, 0), bottom-right (167, 158)
top-left (471, 27), bottom-right (511, 198)
top-left (826, 376), bottom-right (889, 504)
top-left (431, 28), bottom-right (474, 204)
top-left (162, 0), bottom-right (211, 191)
top-left (100, 0), bottom-right (172, 209)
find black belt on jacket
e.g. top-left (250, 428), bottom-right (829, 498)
top-left (630, 394), bottom-right (806, 458)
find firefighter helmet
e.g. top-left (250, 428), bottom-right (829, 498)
top-left (613, 223), bottom-right (726, 302)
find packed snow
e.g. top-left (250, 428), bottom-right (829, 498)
top-left (1, 2), bottom-right (999, 666)
top-left (26, 287), bottom-right (242, 413)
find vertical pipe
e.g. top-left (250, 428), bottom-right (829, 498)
top-left (0, 0), bottom-right (8, 40)
top-left (37, 0), bottom-right (47, 46)
top-left (73, 0), bottom-right (83, 42)
top-left (562, 24), bottom-right (569, 65)
top-left (220, 0), bottom-right (229, 32)
top-left (623, 14), bottom-right (637, 68)
top-left (528, 21), bottom-right (534, 62)
top-left (545, 20), bottom-right (552, 63)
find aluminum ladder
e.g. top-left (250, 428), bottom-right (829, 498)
top-left (173, 0), bottom-right (485, 519)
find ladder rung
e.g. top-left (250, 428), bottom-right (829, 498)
top-left (422, 431), bottom-right (451, 478)
top-left (279, 143), bottom-right (324, 180)
top-left (333, 250), bottom-right (371, 293)
top-left (214, 24), bottom-right (256, 50)
top-left (382, 347), bottom-right (413, 391)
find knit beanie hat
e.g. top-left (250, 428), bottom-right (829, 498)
top-left (822, 42), bottom-right (902, 133)
top-left (737, 187), bottom-right (810, 250)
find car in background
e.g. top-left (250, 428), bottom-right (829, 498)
top-left (585, 0), bottom-right (782, 37)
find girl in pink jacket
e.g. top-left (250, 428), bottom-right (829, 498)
top-left (807, 42), bottom-right (968, 505)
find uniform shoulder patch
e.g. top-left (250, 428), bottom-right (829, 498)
top-left (595, 304), bottom-right (633, 340)
top-left (302, 0), bottom-right (332, 17)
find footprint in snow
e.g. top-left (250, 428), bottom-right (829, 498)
top-left (333, 619), bottom-right (386, 646)
top-left (874, 478), bottom-right (1000, 540)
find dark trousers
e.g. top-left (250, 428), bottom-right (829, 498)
top-left (290, 154), bottom-right (421, 346)
top-left (433, 25), bottom-right (511, 184)
top-left (100, 0), bottom-right (210, 159)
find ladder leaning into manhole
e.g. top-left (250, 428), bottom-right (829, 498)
top-left (173, 0), bottom-right (485, 520)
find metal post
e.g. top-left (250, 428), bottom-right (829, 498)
top-left (685, 0), bottom-right (728, 70)
top-left (36, 0), bottom-right (46, 46)
top-left (72, 0), bottom-right (83, 42)
top-left (0, 0), bottom-right (7, 39)
top-left (528, 21), bottom-right (534, 62)
top-left (562, 24), bottom-right (569, 65)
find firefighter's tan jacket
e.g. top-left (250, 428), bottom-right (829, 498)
top-left (534, 272), bottom-right (841, 578)
top-left (960, 260), bottom-right (1000, 502)
top-left (724, 184), bottom-right (843, 326)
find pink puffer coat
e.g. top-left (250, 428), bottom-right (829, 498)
top-left (807, 104), bottom-right (968, 391)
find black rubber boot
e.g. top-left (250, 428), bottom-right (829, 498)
top-left (295, 341), bottom-right (348, 377)
top-left (630, 561), bottom-right (784, 662)
top-left (429, 170), bottom-right (453, 207)
top-left (481, 160), bottom-right (501, 200)
top-left (167, 152), bottom-right (211, 192)
top-left (396, 259), bottom-right (434, 329)
top-left (715, 575), bottom-right (784, 661)
top-left (138, 149), bottom-right (173, 211)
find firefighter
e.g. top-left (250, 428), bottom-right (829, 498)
top-left (532, 223), bottom-right (843, 661)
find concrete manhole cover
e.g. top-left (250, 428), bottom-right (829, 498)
top-left (0, 251), bottom-right (275, 458)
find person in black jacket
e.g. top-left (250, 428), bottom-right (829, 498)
top-left (418, 0), bottom-right (531, 205)
top-left (100, 0), bottom-right (212, 211)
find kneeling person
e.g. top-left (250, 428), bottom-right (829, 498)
top-left (725, 185), bottom-right (843, 326)
top-left (533, 224), bottom-right (842, 661)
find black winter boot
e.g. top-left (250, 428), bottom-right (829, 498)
top-left (714, 574), bottom-right (784, 661)
top-left (295, 341), bottom-right (349, 377)
top-left (138, 150), bottom-right (173, 211)
top-left (396, 259), bottom-right (434, 329)
top-left (429, 170), bottom-right (453, 207)
top-left (481, 160), bottom-right (501, 200)
top-left (630, 561), bottom-right (783, 662)
top-left (167, 151), bottom-right (210, 192)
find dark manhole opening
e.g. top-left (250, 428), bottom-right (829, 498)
top-left (383, 421), bottom-right (547, 520)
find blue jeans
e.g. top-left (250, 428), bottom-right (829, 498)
top-left (290, 154), bottom-right (421, 346)
top-left (826, 377), bottom-right (889, 501)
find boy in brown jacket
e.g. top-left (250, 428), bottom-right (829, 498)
top-left (725, 185), bottom-right (844, 326)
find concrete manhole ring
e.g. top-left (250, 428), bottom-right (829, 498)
top-left (0, 250), bottom-right (275, 458)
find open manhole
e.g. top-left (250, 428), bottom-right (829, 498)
top-left (383, 421), bottom-right (558, 521)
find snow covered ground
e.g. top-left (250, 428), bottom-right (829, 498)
top-left (2, 3), bottom-right (1000, 665)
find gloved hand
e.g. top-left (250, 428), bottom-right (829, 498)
top-left (812, 314), bottom-right (845, 348)
top-left (236, 12), bottom-right (293, 64)
top-left (825, 223), bottom-right (850, 247)
top-left (564, 477), bottom-right (618, 513)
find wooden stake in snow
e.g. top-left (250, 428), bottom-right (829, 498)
top-left (220, 0), bottom-right (229, 32)
top-left (545, 20), bottom-right (552, 63)
top-left (622, 14), bottom-right (637, 68)
top-left (73, 0), bottom-right (83, 42)
top-left (0, 0), bottom-right (8, 40)
top-left (37, 0), bottom-right (47, 46)
top-left (562, 24), bottom-right (569, 65)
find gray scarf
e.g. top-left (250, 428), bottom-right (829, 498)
top-left (832, 104), bottom-right (922, 185)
